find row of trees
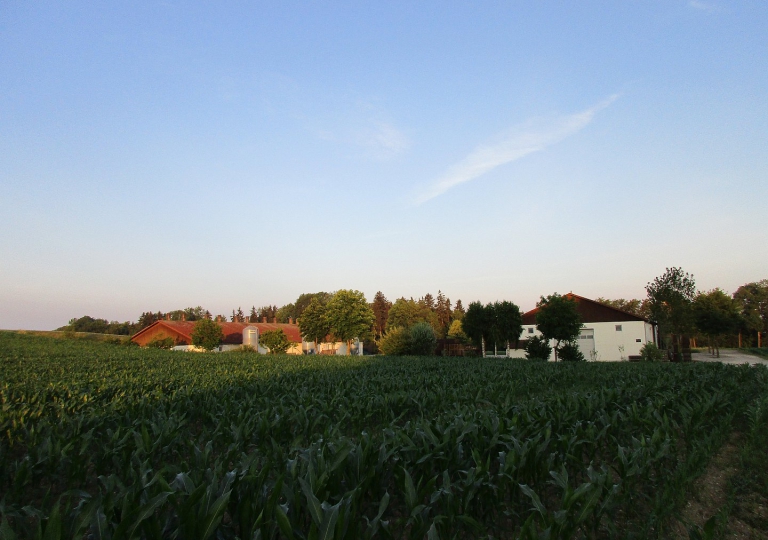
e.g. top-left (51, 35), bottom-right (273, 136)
top-left (373, 291), bottom-right (465, 339)
top-left (462, 301), bottom-right (523, 356)
top-left (459, 295), bottom-right (586, 362)
top-left (60, 316), bottom-right (135, 335)
top-left (61, 272), bottom-right (767, 360)
top-left (297, 290), bottom-right (374, 355)
top-left (644, 268), bottom-right (767, 359)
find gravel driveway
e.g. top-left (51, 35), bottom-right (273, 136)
top-left (691, 349), bottom-right (768, 366)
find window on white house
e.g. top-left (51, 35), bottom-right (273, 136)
top-left (528, 328), bottom-right (534, 334)
top-left (615, 325), bottom-right (622, 331)
top-left (636, 338), bottom-right (641, 342)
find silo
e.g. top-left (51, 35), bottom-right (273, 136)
top-left (243, 326), bottom-right (259, 349)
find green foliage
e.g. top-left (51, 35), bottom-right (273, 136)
top-left (191, 319), bottom-right (224, 351)
top-left (2, 331), bottom-right (768, 539)
top-left (325, 290), bottom-right (374, 354)
top-left (733, 280), bottom-right (768, 334)
top-left (434, 290), bottom-right (453, 338)
top-left (371, 291), bottom-right (392, 338)
top-left (298, 298), bottom-right (330, 345)
top-left (259, 329), bottom-right (291, 354)
top-left (377, 323), bottom-right (436, 356)
top-left (60, 315), bottom-right (134, 335)
top-left (525, 335), bottom-right (552, 361)
top-left (169, 306), bottom-right (209, 322)
top-left (378, 327), bottom-right (412, 356)
top-left (447, 319), bottom-right (468, 342)
top-left (462, 301), bottom-right (490, 348)
top-left (745, 348), bottom-right (768, 358)
top-left (639, 342), bottom-right (664, 362)
top-left (146, 337), bottom-right (174, 349)
top-left (557, 341), bottom-right (585, 362)
top-left (408, 322), bottom-right (437, 356)
top-left (535, 294), bottom-right (582, 361)
top-left (646, 267), bottom-right (697, 338)
top-left (694, 289), bottom-right (742, 356)
top-left (487, 300), bottom-right (523, 349)
top-left (385, 298), bottom-right (435, 333)
top-left (463, 300), bottom-right (523, 354)
top-left (594, 297), bottom-right (650, 319)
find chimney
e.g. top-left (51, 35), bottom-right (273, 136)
top-left (273, 317), bottom-right (277, 324)
top-left (182, 313), bottom-right (186, 321)
top-left (262, 316), bottom-right (267, 323)
top-left (289, 317), bottom-right (293, 325)
top-left (166, 314), bottom-right (170, 321)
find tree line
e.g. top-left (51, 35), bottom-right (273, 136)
top-left (59, 271), bottom-right (768, 359)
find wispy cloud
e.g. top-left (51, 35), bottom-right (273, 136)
top-left (688, 0), bottom-right (717, 11)
top-left (357, 121), bottom-right (409, 159)
top-left (306, 101), bottom-right (409, 159)
top-left (415, 95), bottom-right (619, 204)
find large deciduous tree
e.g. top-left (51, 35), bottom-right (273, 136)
top-left (646, 267), bottom-right (696, 361)
top-left (275, 303), bottom-right (295, 323)
top-left (294, 292), bottom-right (331, 319)
top-left (535, 294), bottom-right (582, 362)
top-left (462, 301), bottom-right (491, 356)
top-left (487, 301), bottom-right (523, 355)
top-left (298, 297), bottom-right (331, 353)
top-left (326, 290), bottom-right (374, 355)
top-left (733, 280), bottom-right (768, 347)
top-left (191, 319), bottom-right (224, 351)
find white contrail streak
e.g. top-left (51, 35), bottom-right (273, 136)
top-left (416, 95), bottom-right (618, 204)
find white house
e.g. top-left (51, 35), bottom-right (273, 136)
top-left (519, 294), bottom-right (657, 361)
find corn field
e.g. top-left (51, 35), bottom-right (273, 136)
top-left (1, 332), bottom-right (766, 539)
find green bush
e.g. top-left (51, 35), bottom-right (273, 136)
top-left (378, 327), bottom-right (412, 356)
top-left (409, 322), bottom-right (437, 356)
top-left (525, 335), bottom-right (552, 361)
top-left (558, 341), bottom-right (585, 362)
top-left (640, 342), bottom-right (664, 362)
top-left (260, 329), bottom-right (291, 354)
top-left (191, 319), bottom-right (224, 351)
top-left (146, 337), bottom-right (174, 349)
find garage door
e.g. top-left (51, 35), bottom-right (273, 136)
top-left (577, 329), bottom-right (595, 360)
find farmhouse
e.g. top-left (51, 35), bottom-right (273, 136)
top-left (130, 319), bottom-right (364, 355)
top-left (519, 294), bottom-right (657, 361)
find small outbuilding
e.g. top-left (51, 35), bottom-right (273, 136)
top-left (520, 294), bottom-right (657, 361)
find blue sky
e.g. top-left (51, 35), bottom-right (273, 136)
top-left (1, 1), bottom-right (766, 329)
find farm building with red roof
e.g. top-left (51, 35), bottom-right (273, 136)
top-left (131, 320), bottom-right (305, 354)
top-left (130, 319), bottom-right (363, 355)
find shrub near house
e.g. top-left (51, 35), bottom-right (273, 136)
top-left (260, 329), bottom-right (291, 354)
